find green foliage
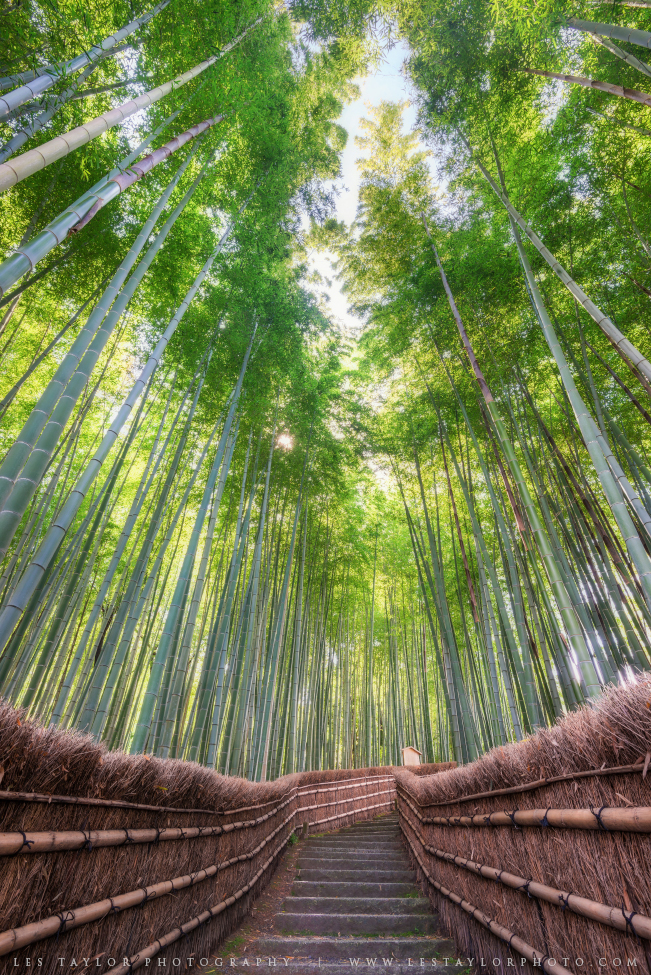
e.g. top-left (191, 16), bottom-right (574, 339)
top-left (3, 0), bottom-right (651, 772)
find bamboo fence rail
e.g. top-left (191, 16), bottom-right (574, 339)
top-left (398, 760), bottom-right (651, 806)
top-left (397, 784), bottom-right (651, 830)
top-left (4, 681), bottom-right (651, 975)
top-left (400, 804), bottom-right (651, 941)
top-left (395, 678), bottom-right (651, 975)
top-left (0, 700), bottom-right (396, 972)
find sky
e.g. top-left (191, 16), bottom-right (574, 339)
top-left (306, 40), bottom-right (418, 337)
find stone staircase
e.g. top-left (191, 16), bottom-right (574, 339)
top-left (254, 813), bottom-right (458, 973)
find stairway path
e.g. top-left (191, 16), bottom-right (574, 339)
top-left (214, 813), bottom-right (460, 975)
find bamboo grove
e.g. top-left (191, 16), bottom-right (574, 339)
top-left (2, 0), bottom-right (651, 774)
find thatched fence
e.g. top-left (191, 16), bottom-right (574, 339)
top-left (3, 679), bottom-right (651, 975)
top-left (396, 678), bottom-right (651, 975)
top-left (0, 700), bottom-right (396, 973)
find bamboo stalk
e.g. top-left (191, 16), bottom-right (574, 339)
top-left (0, 0), bottom-right (171, 118)
top-left (0, 17), bottom-right (262, 194)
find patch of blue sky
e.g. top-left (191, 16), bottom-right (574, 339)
top-left (306, 40), bottom-right (433, 337)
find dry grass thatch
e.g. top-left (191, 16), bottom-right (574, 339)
top-left (408, 762), bottom-right (458, 777)
top-left (0, 700), bottom-right (396, 973)
top-left (395, 677), bottom-right (651, 975)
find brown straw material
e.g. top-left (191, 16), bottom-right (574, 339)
top-left (395, 677), bottom-right (651, 975)
top-left (400, 805), bottom-right (651, 940)
top-left (407, 761), bottom-right (458, 777)
top-left (400, 817), bottom-right (555, 974)
top-left (399, 762), bottom-right (648, 807)
top-left (0, 699), bottom-right (396, 973)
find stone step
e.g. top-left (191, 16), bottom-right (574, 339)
top-left (336, 827), bottom-right (399, 832)
top-left (297, 868), bottom-right (416, 882)
top-left (298, 855), bottom-right (406, 867)
top-left (323, 836), bottom-right (397, 842)
top-left (250, 935), bottom-right (456, 963)
top-left (341, 825), bottom-right (398, 831)
top-left (332, 833), bottom-right (399, 839)
top-left (292, 881), bottom-right (420, 898)
top-left (304, 840), bottom-right (402, 849)
top-left (318, 828), bottom-right (398, 834)
top-left (302, 850), bottom-right (403, 858)
top-left (335, 833), bottom-right (399, 839)
top-left (307, 835), bottom-right (401, 843)
top-left (327, 838), bottom-right (398, 843)
top-left (283, 897), bottom-right (431, 915)
top-left (275, 913), bottom-right (439, 937)
top-left (300, 849), bottom-right (405, 860)
top-left (302, 850), bottom-right (404, 859)
top-left (329, 827), bottom-right (398, 834)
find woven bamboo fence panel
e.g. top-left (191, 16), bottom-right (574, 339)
top-left (396, 677), bottom-right (651, 975)
top-left (0, 701), bottom-right (396, 973)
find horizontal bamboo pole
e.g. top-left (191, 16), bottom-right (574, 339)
top-left (0, 792), bottom-right (393, 956)
top-left (116, 797), bottom-right (395, 974)
top-left (0, 773), bottom-right (393, 818)
top-left (399, 818), bottom-right (555, 975)
top-left (0, 807), bottom-right (295, 956)
top-left (0, 823), bottom-right (224, 855)
top-left (115, 830), bottom-right (296, 974)
top-left (297, 776), bottom-right (394, 796)
top-left (0, 784), bottom-right (394, 856)
top-left (398, 761), bottom-right (646, 808)
top-left (400, 805), bottom-right (651, 941)
top-left (397, 786), bottom-right (651, 832)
